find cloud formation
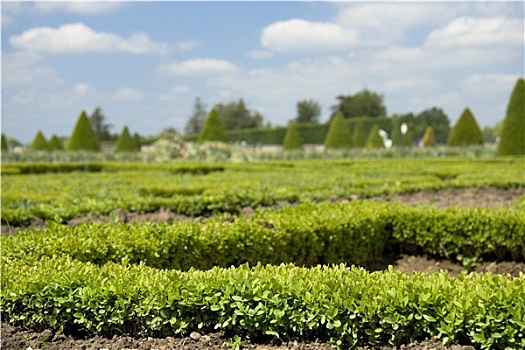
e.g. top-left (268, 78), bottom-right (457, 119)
top-left (159, 58), bottom-right (238, 75)
top-left (33, 2), bottom-right (125, 14)
top-left (10, 23), bottom-right (168, 54)
top-left (112, 88), bottom-right (146, 100)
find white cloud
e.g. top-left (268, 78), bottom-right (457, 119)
top-left (460, 73), bottom-right (521, 95)
top-left (74, 83), bottom-right (92, 96)
top-left (426, 16), bottom-right (524, 48)
top-left (112, 88), bottom-right (145, 100)
top-left (159, 58), bottom-right (238, 76)
top-left (2, 51), bottom-right (63, 87)
top-left (246, 49), bottom-right (274, 59)
top-left (33, 2), bottom-right (125, 14)
top-left (261, 19), bottom-right (358, 53)
top-left (158, 86), bottom-right (191, 101)
top-left (176, 40), bottom-right (201, 51)
top-left (9, 23), bottom-right (168, 54)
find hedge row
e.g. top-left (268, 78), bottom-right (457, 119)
top-left (2, 258), bottom-right (523, 349)
top-left (5, 202), bottom-right (524, 270)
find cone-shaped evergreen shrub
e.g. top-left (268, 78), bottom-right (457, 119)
top-left (282, 122), bottom-right (303, 150)
top-left (324, 112), bottom-right (351, 149)
top-left (498, 78), bottom-right (525, 156)
top-left (115, 126), bottom-right (139, 152)
top-left (1, 134), bottom-right (8, 151)
top-left (30, 131), bottom-right (49, 151)
top-left (365, 124), bottom-right (384, 148)
top-left (351, 122), bottom-right (366, 148)
top-left (447, 108), bottom-right (484, 147)
top-left (199, 109), bottom-right (227, 143)
top-left (391, 122), bottom-right (403, 147)
top-left (48, 134), bottom-right (63, 151)
top-left (67, 111), bottom-right (101, 151)
top-left (422, 126), bottom-right (436, 147)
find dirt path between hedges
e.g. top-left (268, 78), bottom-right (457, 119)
top-left (2, 187), bottom-right (523, 350)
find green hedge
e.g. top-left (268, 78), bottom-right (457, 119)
top-left (5, 202), bottom-right (523, 270)
top-left (2, 258), bottom-right (524, 349)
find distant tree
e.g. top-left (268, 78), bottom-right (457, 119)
top-left (185, 97), bottom-right (207, 135)
top-left (422, 126), bottom-right (436, 147)
top-left (498, 78), bottom-right (525, 156)
top-left (133, 132), bottom-right (142, 151)
top-left (365, 125), bottom-right (384, 148)
top-left (282, 122), bottom-right (303, 150)
top-left (30, 130), bottom-right (50, 151)
top-left (116, 126), bottom-right (139, 152)
top-left (414, 107), bottom-right (450, 144)
top-left (324, 112), bottom-right (351, 149)
top-left (213, 99), bottom-right (263, 130)
top-left (68, 110), bottom-right (101, 151)
top-left (89, 107), bottom-right (113, 141)
top-left (351, 122), bottom-right (366, 148)
top-left (48, 134), bottom-right (63, 150)
top-left (331, 89), bottom-right (387, 119)
top-left (447, 108), bottom-right (484, 147)
top-left (1, 134), bottom-right (8, 151)
top-left (295, 99), bottom-right (321, 124)
top-left (199, 109), bottom-right (228, 143)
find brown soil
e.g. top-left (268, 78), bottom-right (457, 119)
top-left (2, 187), bottom-right (522, 349)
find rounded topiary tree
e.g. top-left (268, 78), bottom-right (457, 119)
top-left (199, 109), bottom-right (228, 143)
top-left (48, 134), bottom-right (63, 151)
top-left (282, 122), bottom-right (303, 150)
top-left (365, 124), bottom-right (384, 148)
top-left (30, 130), bottom-right (50, 151)
top-left (1, 134), bottom-right (9, 151)
top-left (115, 126), bottom-right (139, 152)
top-left (324, 112), bottom-right (351, 149)
top-left (422, 126), bottom-right (436, 147)
top-left (498, 78), bottom-right (525, 156)
top-left (351, 122), bottom-right (366, 148)
top-left (447, 108), bottom-right (484, 147)
top-left (67, 110), bottom-right (101, 151)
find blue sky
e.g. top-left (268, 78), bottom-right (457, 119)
top-left (2, 1), bottom-right (524, 144)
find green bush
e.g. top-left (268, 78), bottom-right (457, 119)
top-left (1, 134), bottom-right (8, 151)
top-left (282, 123), bottom-right (303, 150)
top-left (422, 126), bottom-right (436, 147)
top-left (67, 111), bottom-right (101, 151)
top-left (498, 78), bottom-right (525, 156)
top-left (447, 108), bottom-right (484, 147)
top-left (365, 124), bottom-right (384, 148)
top-left (115, 126), bottom-right (139, 152)
top-left (30, 131), bottom-right (49, 151)
top-left (48, 135), bottom-right (63, 151)
top-left (199, 109), bottom-right (228, 143)
top-left (324, 112), bottom-right (351, 149)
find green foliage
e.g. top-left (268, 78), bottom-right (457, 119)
top-left (351, 122), bottom-right (366, 148)
top-left (331, 89), bottom-right (387, 119)
top-left (422, 126), bottom-right (436, 147)
top-left (185, 97), bottom-right (207, 135)
top-left (498, 78), bottom-right (525, 156)
top-left (48, 135), bottom-right (63, 151)
top-left (365, 125), bottom-right (384, 148)
top-left (30, 131), bottom-right (50, 151)
top-left (414, 107), bottom-right (450, 144)
top-left (448, 108), bottom-right (484, 147)
top-left (115, 126), bottom-right (139, 152)
top-left (295, 98), bottom-right (321, 124)
top-left (89, 107), bottom-right (113, 141)
top-left (213, 99), bottom-right (263, 130)
top-left (1, 134), bottom-right (8, 151)
top-left (324, 112), bottom-right (351, 149)
top-left (67, 111), bottom-right (101, 151)
top-left (199, 109), bottom-right (228, 143)
top-left (282, 123), bottom-right (303, 150)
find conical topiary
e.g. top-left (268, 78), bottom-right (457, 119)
top-left (48, 134), bottom-right (63, 150)
top-left (1, 134), bottom-right (9, 151)
top-left (115, 126), bottom-right (139, 152)
top-left (390, 121), bottom-right (403, 147)
top-left (351, 122), bottom-right (366, 148)
top-left (199, 109), bottom-right (228, 143)
top-left (67, 110), bottom-right (101, 151)
top-left (447, 108), bottom-right (484, 147)
top-left (324, 112), bottom-right (351, 149)
top-left (30, 130), bottom-right (50, 151)
top-left (422, 126), bottom-right (436, 147)
top-left (365, 124), bottom-right (384, 148)
top-left (498, 78), bottom-right (525, 156)
top-left (282, 122), bottom-right (303, 150)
